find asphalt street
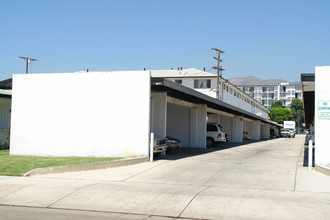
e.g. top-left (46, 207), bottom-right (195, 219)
top-left (1, 136), bottom-right (330, 220)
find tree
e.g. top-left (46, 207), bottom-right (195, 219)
top-left (271, 100), bottom-right (283, 109)
top-left (290, 98), bottom-right (304, 132)
top-left (269, 107), bottom-right (293, 124)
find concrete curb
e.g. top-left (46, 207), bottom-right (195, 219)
top-left (315, 164), bottom-right (330, 176)
top-left (23, 156), bottom-right (149, 177)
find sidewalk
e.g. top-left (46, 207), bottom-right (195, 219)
top-left (1, 136), bottom-right (330, 219)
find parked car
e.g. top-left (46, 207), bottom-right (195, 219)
top-left (243, 131), bottom-right (250, 140)
top-left (206, 122), bottom-right (226, 147)
top-left (166, 136), bottom-right (181, 151)
top-left (280, 129), bottom-right (295, 138)
top-left (153, 135), bottom-right (169, 158)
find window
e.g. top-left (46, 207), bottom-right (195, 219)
top-left (194, 80), bottom-right (211, 88)
top-left (218, 124), bottom-right (225, 132)
top-left (249, 87), bottom-right (254, 92)
top-left (174, 80), bottom-right (182, 84)
top-left (262, 87), bottom-right (267, 92)
top-left (226, 86), bottom-right (229, 92)
top-left (207, 124), bottom-right (217, 132)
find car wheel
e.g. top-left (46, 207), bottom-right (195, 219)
top-left (206, 137), bottom-right (215, 147)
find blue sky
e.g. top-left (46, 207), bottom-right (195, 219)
top-left (1, 0), bottom-right (330, 81)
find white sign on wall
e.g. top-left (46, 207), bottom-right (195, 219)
top-left (318, 100), bottom-right (330, 119)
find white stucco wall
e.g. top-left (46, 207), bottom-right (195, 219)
top-left (315, 66), bottom-right (330, 168)
top-left (166, 103), bottom-right (190, 148)
top-left (217, 114), bottom-right (233, 139)
top-left (10, 71), bottom-right (151, 157)
top-left (150, 92), bottom-right (167, 137)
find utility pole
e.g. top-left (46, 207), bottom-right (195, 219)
top-left (211, 48), bottom-right (225, 100)
top-left (19, 56), bottom-right (38, 74)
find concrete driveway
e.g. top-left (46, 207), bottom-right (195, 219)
top-left (1, 136), bottom-right (330, 219)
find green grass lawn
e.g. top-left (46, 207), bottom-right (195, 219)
top-left (0, 150), bottom-right (123, 176)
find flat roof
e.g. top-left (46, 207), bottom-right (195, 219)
top-left (150, 68), bottom-right (217, 78)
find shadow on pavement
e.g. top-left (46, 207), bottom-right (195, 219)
top-left (156, 137), bottom-right (281, 161)
top-left (303, 147), bottom-right (315, 167)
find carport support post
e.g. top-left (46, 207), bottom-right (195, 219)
top-left (231, 117), bottom-right (243, 142)
top-left (189, 104), bottom-right (207, 148)
top-left (308, 139), bottom-right (313, 170)
top-left (250, 121), bottom-right (261, 141)
top-left (150, 133), bottom-right (154, 162)
top-left (261, 124), bottom-right (270, 139)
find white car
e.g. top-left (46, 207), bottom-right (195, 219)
top-left (206, 123), bottom-right (227, 147)
top-left (281, 129), bottom-right (295, 138)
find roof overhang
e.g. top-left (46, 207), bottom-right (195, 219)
top-left (0, 78), bottom-right (12, 90)
top-left (0, 78), bottom-right (12, 98)
top-left (152, 78), bottom-right (280, 127)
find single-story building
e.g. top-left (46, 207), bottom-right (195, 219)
top-left (4, 70), bottom-right (281, 158)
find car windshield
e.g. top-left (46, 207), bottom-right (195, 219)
top-left (218, 124), bottom-right (225, 132)
top-left (282, 129), bottom-right (289, 132)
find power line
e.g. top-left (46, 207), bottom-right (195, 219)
top-left (19, 56), bottom-right (38, 74)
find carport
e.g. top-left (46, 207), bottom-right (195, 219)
top-left (3, 73), bottom-right (281, 158)
top-left (151, 78), bottom-right (281, 147)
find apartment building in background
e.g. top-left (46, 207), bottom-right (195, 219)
top-left (230, 76), bottom-right (302, 109)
